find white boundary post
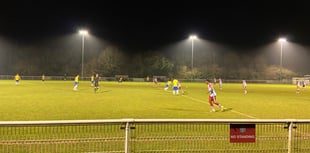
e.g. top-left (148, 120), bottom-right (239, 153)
top-left (125, 121), bottom-right (130, 153)
top-left (288, 121), bottom-right (293, 153)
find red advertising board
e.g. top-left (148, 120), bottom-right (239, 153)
top-left (230, 124), bottom-right (256, 143)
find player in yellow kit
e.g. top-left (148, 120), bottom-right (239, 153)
top-left (172, 78), bottom-right (179, 95)
top-left (164, 79), bottom-right (172, 91)
top-left (73, 74), bottom-right (79, 91)
top-left (15, 73), bottom-right (21, 85)
top-left (90, 74), bottom-right (94, 86)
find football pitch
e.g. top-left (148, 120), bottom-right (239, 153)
top-left (0, 80), bottom-right (309, 121)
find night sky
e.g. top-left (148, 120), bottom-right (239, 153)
top-left (1, 1), bottom-right (310, 51)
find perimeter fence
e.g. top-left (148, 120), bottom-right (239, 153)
top-left (0, 75), bottom-right (296, 84)
top-left (0, 119), bottom-right (309, 153)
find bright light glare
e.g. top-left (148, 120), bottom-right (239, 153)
top-left (278, 38), bottom-right (286, 42)
top-left (189, 35), bottom-right (197, 40)
top-left (79, 30), bottom-right (88, 35)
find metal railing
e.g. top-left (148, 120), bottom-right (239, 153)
top-left (0, 119), bottom-right (310, 153)
top-left (0, 75), bottom-right (298, 84)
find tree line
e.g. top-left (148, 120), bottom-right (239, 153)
top-left (0, 43), bottom-right (298, 80)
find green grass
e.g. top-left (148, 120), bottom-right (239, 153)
top-left (1, 81), bottom-right (310, 152)
top-left (0, 80), bottom-right (310, 121)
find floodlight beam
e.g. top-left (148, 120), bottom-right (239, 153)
top-left (278, 37), bottom-right (286, 80)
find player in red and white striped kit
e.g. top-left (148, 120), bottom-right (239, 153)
top-left (206, 79), bottom-right (224, 112)
top-left (242, 80), bottom-right (247, 94)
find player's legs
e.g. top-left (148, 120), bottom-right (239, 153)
top-left (296, 86), bottom-right (300, 94)
top-left (209, 97), bottom-right (215, 112)
top-left (164, 84), bottom-right (168, 91)
top-left (94, 82), bottom-right (99, 93)
top-left (73, 82), bottom-right (78, 91)
top-left (178, 86), bottom-right (184, 94)
top-left (213, 97), bottom-right (224, 111)
top-left (209, 96), bottom-right (224, 112)
top-left (172, 86), bottom-right (178, 95)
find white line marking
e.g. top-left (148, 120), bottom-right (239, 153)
top-left (230, 110), bottom-right (256, 119)
top-left (182, 95), bottom-right (310, 137)
top-left (182, 95), bottom-right (257, 119)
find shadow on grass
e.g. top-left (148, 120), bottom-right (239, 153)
top-left (165, 108), bottom-right (197, 112)
top-left (221, 107), bottom-right (233, 112)
top-left (91, 89), bottom-right (112, 93)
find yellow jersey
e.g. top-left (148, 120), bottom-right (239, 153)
top-left (15, 75), bottom-right (20, 81)
top-left (75, 76), bottom-right (79, 82)
top-left (91, 75), bottom-right (94, 81)
top-left (172, 79), bottom-right (178, 87)
top-left (168, 81), bottom-right (172, 86)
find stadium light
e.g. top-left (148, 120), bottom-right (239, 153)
top-left (79, 30), bottom-right (88, 79)
top-left (189, 35), bottom-right (197, 80)
top-left (278, 37), bottom-right (286, 81)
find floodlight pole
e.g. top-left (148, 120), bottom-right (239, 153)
top-left (81, 34), bottom-right (85, 79)
top-left (280, 41), bottom-right (283, 80)
top-left (191, 38), bottom-right (194, 74)
top-left (79, 30), bottom-right (88, 79)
